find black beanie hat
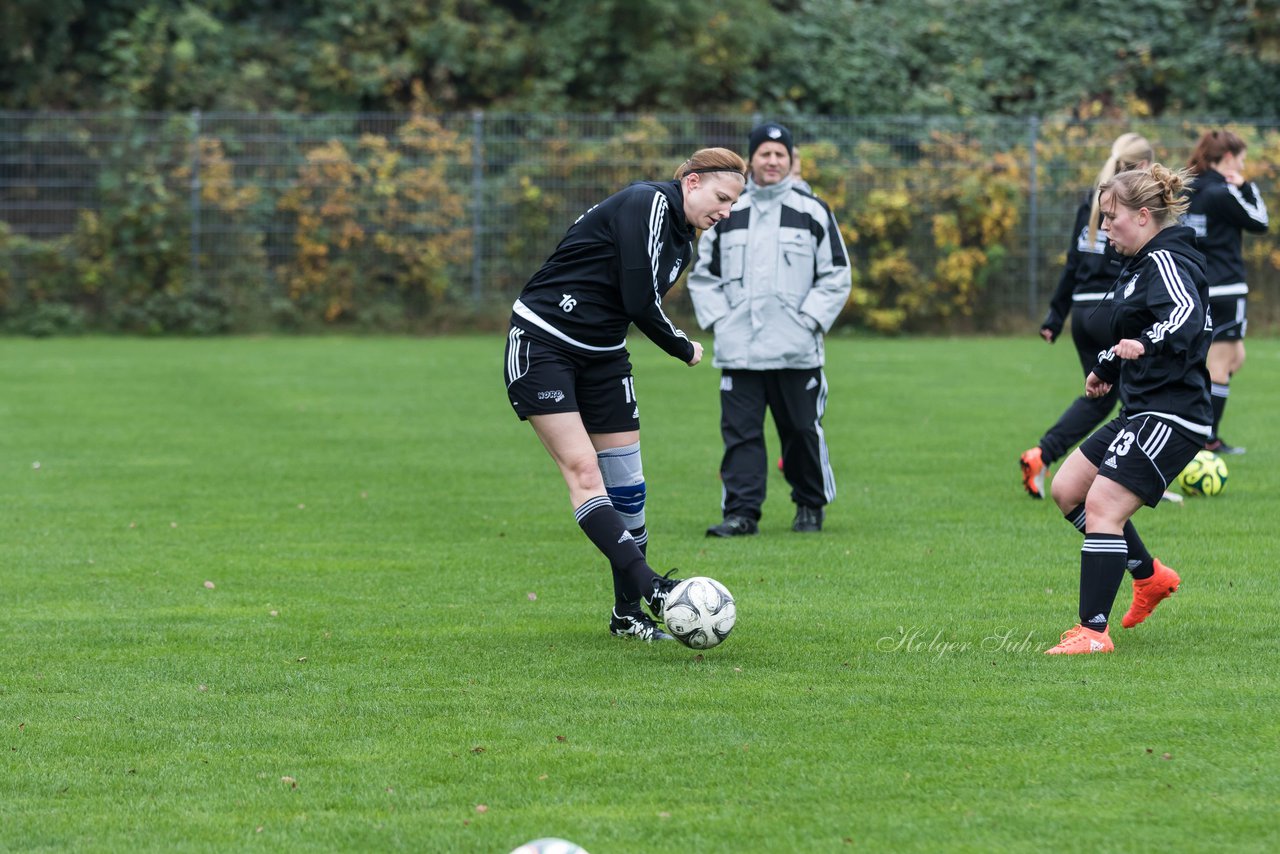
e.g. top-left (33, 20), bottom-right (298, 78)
top-left (748, 122), bottom-right (794, 162)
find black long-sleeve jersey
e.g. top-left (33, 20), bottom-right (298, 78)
top-left (510, 180), bottom-right (696, 363)
top-left (1042, 194), bottom-right (1125, 338)
top-left (1092, 225), bottom-right (1212, 438)
top-left (1183, 168), bottom-right (1269, 292)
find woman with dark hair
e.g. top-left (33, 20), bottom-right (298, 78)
top-left (1044, 164), bottom-right (1211, 655)
top-left (503, 147), bottom-right (747, 641)
top-left (1184, 129), bottom-right (1269, 454)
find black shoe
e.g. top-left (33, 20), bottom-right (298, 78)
top-left (706, 515), bottom-right (759, 538)
top-left (792, 505), bottom-right (824, 532)
top-left (644, 569), bottom-right (680, 621)
top-left (1205, 438), bottom-right (1246, 455)
top-left (609, 603), bottom-right (673, 641)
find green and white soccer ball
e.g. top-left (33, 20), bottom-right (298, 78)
top-left (1177, 449), bottom-right (1228, 496)
top-left (663, 576), bottom-right (736, 649)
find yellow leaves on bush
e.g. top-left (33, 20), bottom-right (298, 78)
top-left (173, 138), bottom-right (260, 212)
top-left (838, 130), bottom-right (1023, 331)
top-left (855, 189), bottom-right (912, 244)
top-left (276, 116), bottom-right (471, 322)
top-left (932, 213), bottom-right (961, 250)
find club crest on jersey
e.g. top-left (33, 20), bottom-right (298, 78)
top-left (1123, 275), bottom-right (1138, 298)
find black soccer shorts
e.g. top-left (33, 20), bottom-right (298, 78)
top-left (1079, 414), bottom-right (1204, 507)
top-left (1209, 294), bottom-right (1247, 342)
top-left (503, 326), bottom-right (640, 434)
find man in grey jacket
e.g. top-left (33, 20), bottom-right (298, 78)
top-left (688, 122), bottom-right (852, 535)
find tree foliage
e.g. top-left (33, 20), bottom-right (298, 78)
top-left (4, 0), bottom-right (1280, 118)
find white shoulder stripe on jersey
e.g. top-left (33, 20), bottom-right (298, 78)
top-left (1146, 250), bottom-right (1194, 343)
top-left (1227, 182), bottom-right (1269, 226)
top-left (642, 191), bottom-right (690, 345)
top-left (512, 299), bottom-right (626, 352)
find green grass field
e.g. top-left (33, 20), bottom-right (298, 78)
top-left (2, 334), bottom-right (1277, 853)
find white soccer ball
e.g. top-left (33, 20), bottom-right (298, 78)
top-left (663, 576), bottom-right (736, 649)
top-left (509, 839), bottom-right (589, 854)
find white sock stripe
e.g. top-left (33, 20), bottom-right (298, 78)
top-left (1082, 543), bottom-right (1129, 553)
top-left (1068, 510), bottom-right (1086, 530)
top-left (1083, 535), bottom-right (1128, 549)
top-left (574, 495), bottom-right (614, 522)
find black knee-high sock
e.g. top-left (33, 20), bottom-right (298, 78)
top-left (608, 528), bottom-right (648, 606)
top-left (1124, 521), bottom-right (1153, 579)
top-left (1068, 504), bottom-right (1153, 580)
top-left (1210, 382), bottom-right (1229, 439)
top-left (576, 496), bottom-right (655, 603)
top-left (1079, 533), bottom-right (1127, 631)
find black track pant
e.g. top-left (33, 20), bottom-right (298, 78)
top-left (1039, 304), bottom-right (1118, 465)
top-left (718, 368), bottom-right (835, 520)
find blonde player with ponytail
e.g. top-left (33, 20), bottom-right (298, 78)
top-left (1021, 133), bottom-right (1154, 499)
top-left (1043, 164), bottom-right (1212, 654)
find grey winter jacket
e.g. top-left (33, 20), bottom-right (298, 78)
top-left (687, 176), bottom-right (851, 370)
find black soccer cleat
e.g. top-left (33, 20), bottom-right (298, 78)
top-left (706, 515), bottom-right (759, 538)
top-left (609, 603), bottom-right (673, 642)
top-left (792, 505), bottom-right (824, 532)
top-left (644, 568), bottom-right (681, 622)
top-left (1205, 438), bottom-right (1246, 455)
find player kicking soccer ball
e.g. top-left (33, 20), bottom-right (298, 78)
top-left (502, 147), bottom-right (747, 642)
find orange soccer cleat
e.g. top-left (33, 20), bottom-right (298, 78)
top-left (1044, 624), bottom-right (1114, 655)
top-left (1121, 559), bottom-right (1181, 629)
top-left (1020, 447), bottom-right (1047, 499)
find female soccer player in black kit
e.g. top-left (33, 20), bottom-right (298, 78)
top-left (1021, 133), bottom-right (1153, 499)
top-left (1184, 129), bottom-right (1270, 454)
top-left (503, 148), bottom-right (747, 641)
top-left (1044, 164), bottom-right (1211, 655)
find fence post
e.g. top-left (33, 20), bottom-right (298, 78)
top-left (189, 109), bottom-right (202, 287)
top-left (1027, 115), bottom-right (1040, 320)
top-left (471, 109), bottom-right (485, 304)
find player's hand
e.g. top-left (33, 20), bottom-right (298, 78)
top-left (1113, 338), bottom-right (1146, 359)
top-left (1085, 372), bottom-right (1112, 399)
top-left (1221, 169), bottom-right (1245, 187)
top-left (1040, 327), bottom-right (1056, 343)
top-left (687, 340), bottom-right (703, 366)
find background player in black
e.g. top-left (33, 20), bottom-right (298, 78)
top-left (1184, 129), bottom-right (1270, 454)
top-left (503, 147), bottom-right (747, 641)
top-left (1021, 133), bottom-right (1153, 499)
top-left (1044, 164), bottom-right (1211, 655)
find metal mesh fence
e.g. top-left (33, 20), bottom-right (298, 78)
top-left (1, 110), bottom-right (1276, 332)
